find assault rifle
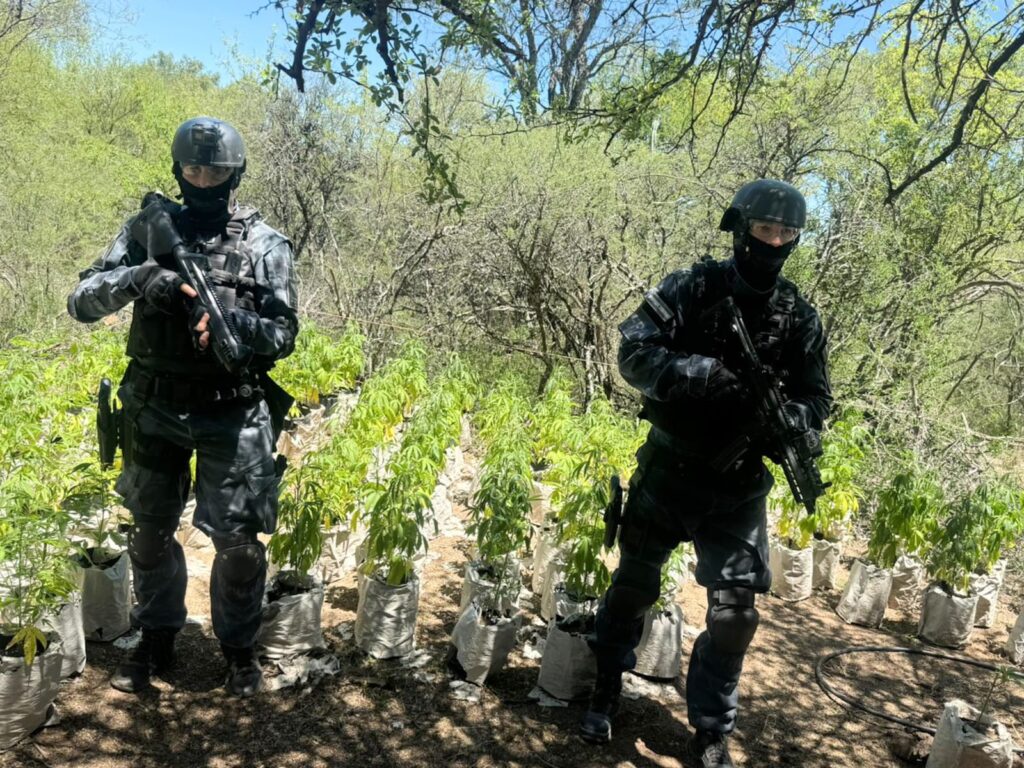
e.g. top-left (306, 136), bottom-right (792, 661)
top-left (129, 200), bottom-right (253, 375)
top-left (702, 296), bottom-right (828, 518)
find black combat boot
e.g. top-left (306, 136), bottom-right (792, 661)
top-left (579, 669), bottom-right (623, 743)
top-left (222, 644), bottom-right (263, 697)
top-left (110, 628), bottom-right (177, 693)
top-left (690, 729), bottom-right (736, 768)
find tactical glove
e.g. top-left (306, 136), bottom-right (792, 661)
top-left (667, 355), bottom-right (744, 402)
top-left (188, 301), bottom-right (210, 353)
top-left (132, 262), bottom-right (184, 313)
top-left (782, 400), bottom-right (813, 433)
top-left (763, 401), bottom-right (817, 463)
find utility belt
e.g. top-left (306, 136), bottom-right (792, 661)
top-left (125, 362), bottom-right (264, 409)
top-left (644, 426), bottom-right (765, 482)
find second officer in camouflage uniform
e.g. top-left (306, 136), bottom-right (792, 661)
top-left (580, 180), bottom-right (831, 767)
top-left (67, 116), bottom-right (298, 697)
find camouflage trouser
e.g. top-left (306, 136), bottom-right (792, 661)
top-left (590, 439), bottom-right (773, 734)
top-left (115, 377), bottom-right (279, 649)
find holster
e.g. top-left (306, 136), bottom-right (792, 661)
top-left (259, 371), bottom-right (294, 443)
top-left (96, 377), bottom-right (121, 468)
top-left (603, 475), bottom-right (624, 549)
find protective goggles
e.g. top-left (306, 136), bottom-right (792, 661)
top-left (181, 164), bottom-right (234, 186)
top-left (749, 219), bottom-right (801, 244)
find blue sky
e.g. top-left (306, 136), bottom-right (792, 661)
top-left (88, 0), bottom-right (292, 82)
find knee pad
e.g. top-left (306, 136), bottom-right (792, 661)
top-left (128, 523), bottom-right (176, 571)
top-left (707, 587), bottom-right (759, 656)
top-left (214, 536), bottom-right (266, 586)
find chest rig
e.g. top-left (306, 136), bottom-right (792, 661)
top-left (683, 257), bottom-right (796, 372)
top-left (126, 204), bottom-right (262, 377)
top-left (176, 208), bottom-right (260, 315)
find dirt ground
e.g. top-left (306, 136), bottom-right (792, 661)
top-left (3, 518), bottom-right (1023, 768)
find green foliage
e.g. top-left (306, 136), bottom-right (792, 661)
top-left (770, 413), bottom-right (872, 549)
top-left (467, 377), bottom-right (533, 609)
top-left (867, 461), bottom-right (944, 569)
top-left (531, 370), bottom-right (578, 469)
top-left (549, 397), bottom-right (648, 598)
top-left (0, 464), bottom-right (82, 663)
top-left (814, 411), bottom-right (872, 541)
top-left (362, 356), bottom-right (477, 585)
top-left (269, 340), bottom-right (429, 571)
top-left (927, 481), bottom-right (1024, 593)
top-left (0, 328), bottom-right (128, 661)
top-left (771, 463), bottom-right (815, 550)
top-left (267, 459), bottom-right (329, 576)
top-left (273, 321), bottom-right (365, 409)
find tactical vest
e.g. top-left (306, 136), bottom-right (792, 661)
top-left (640, 258), bottom-right (799, 452)
top-left (126, 203), bottom-right (262, 379)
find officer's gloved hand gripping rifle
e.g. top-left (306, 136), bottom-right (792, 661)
top-left (130, 201), bottom-right (253, 374)
top-left (702, 296), bottom-right (829, 518)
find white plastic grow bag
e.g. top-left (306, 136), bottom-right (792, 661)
top-left (80, 548), bottom-right (131, 641)
top-left (811, 538), bottom-right (843, 590)
top-left (889, 554), bottom-right (926, 613)
top-left (969, 561), bottom-right (1006, 629)
top-left (919, 584), bottom-right (978, 649)
top-left (317, 521), bottom-right (369, 584)
top-left (355, 574), bottom-right (420, 659)
top-left (769, 540), bottom-right (813, 602)
top-left (1006, 610), bottom-right (1024, 666)
top-left (836, 559), bottom-right (893, 628)
top-left (0, 636), bottom-right (63, 750)
top-left (539, 554), bottom-right (566, 620)
top-left (537, 615), bottom-right (597, 701)
top-left (459, 560), bottom-right (521, 615)
top-left (530, 481), bottom-right (554, 526)
top-left (40, 593), bottom-right (86, 679)
top-left (633, 603), bottom-right (684, 679)
top-left (531, 530), bottom-right (558, 594)
top-left (450, 602), bottom-right (521, 685)
top-left (924, 699), bottom-right (1014, 768)
top-left (258, 572), bottom-right (325, 659)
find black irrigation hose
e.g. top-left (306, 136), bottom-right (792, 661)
top-left (815, 645), bottom-right (1024, 754)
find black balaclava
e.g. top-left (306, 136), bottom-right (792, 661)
top-left (733, 227), bottom-right (798, 293)
top-left (174, 166), bottom-right (238, 227)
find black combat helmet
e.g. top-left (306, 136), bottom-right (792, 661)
top-left (171, 116), bottom-right (246, 173)
top-left (171, 117), bottom-right (246, 223)
top-left (718, 179), bottom-right (806, 233)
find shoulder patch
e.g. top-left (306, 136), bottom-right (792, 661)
top-left (643, 288), bottom-right (674, 324)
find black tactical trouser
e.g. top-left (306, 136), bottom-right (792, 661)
top-left (115, 377), bottom-right (279, 649)
top-left (590, 439), bottom-right (773, 734)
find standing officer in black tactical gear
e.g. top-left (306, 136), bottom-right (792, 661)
top-left (68, 116), bottom-right (298, 697)
top-left (580, 180), bottom-right (831, 767)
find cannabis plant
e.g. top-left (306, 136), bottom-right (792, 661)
top-left (467, 380), bottom-right (534, 610)
top-left (552, 398), bottom-right (647, 598)
top-left (927, 481), bottom-right (1024, 592)
top-left (867, 460), bottom-right (944, 569)
top-left (814, 412), bottom-right (871, 541)
top-left (362, 357), bottom-right (476, 585)
top-left (273, 321), bottom-right (365, 409)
